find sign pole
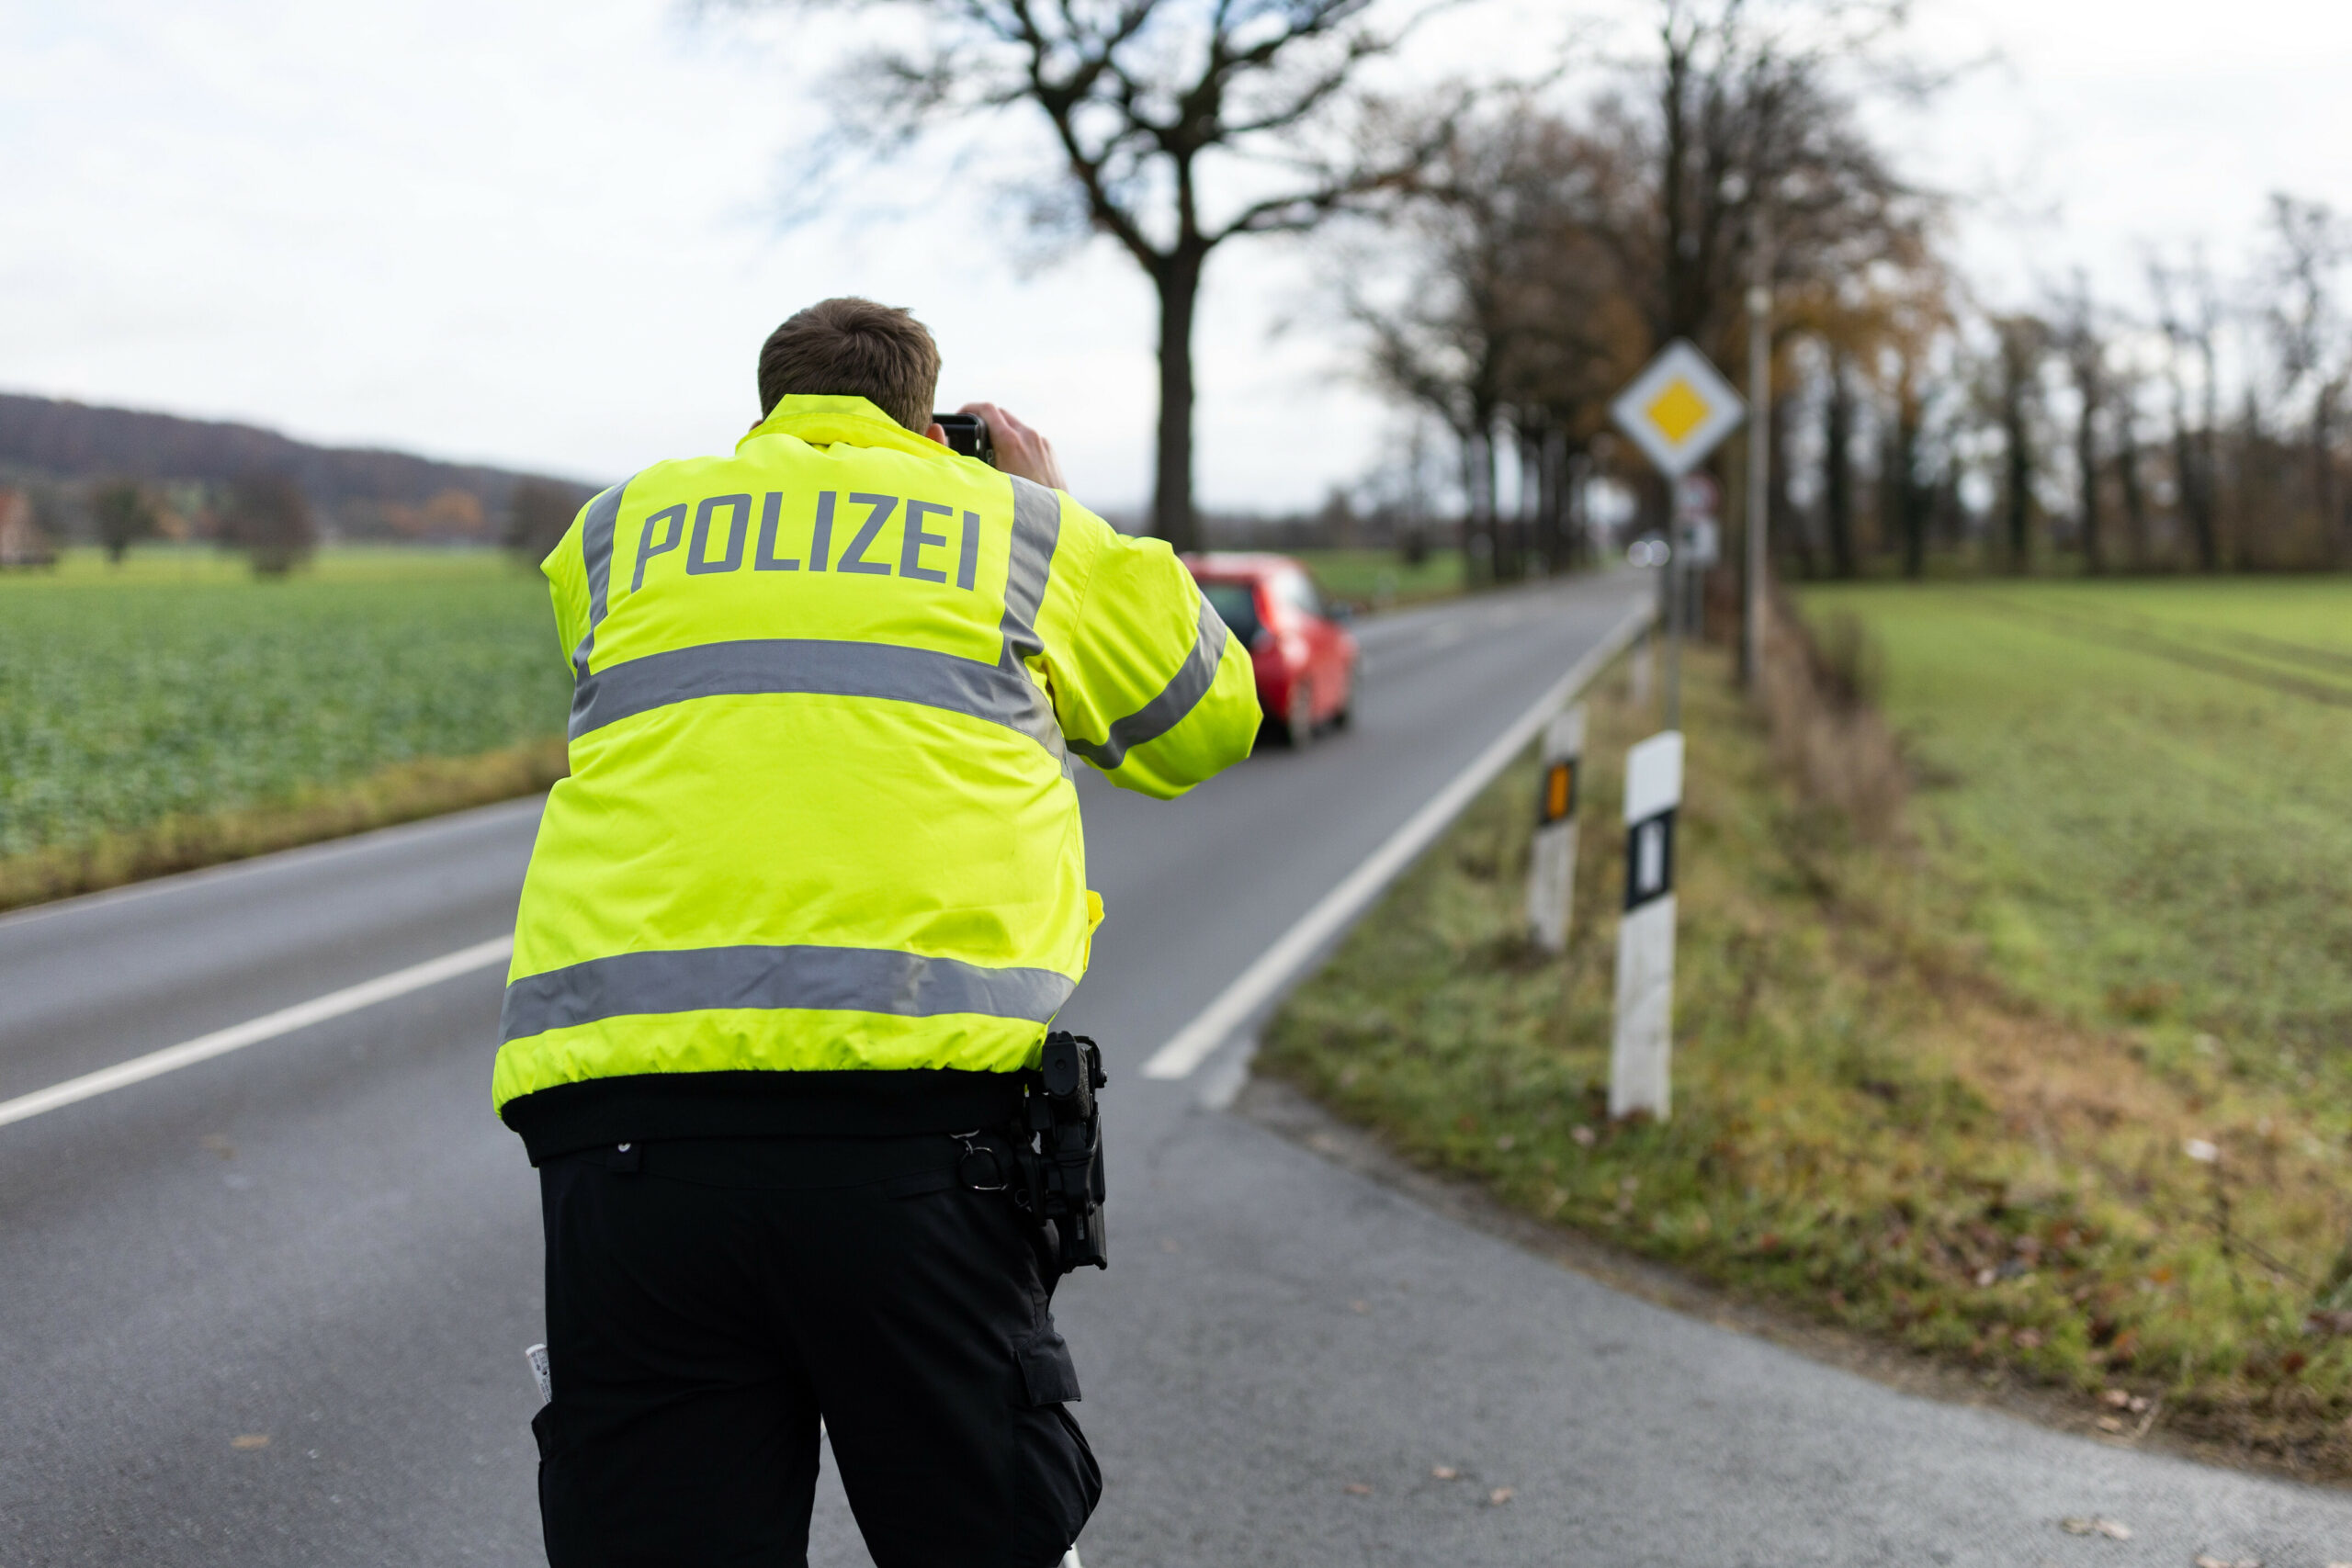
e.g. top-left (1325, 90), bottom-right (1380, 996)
top-left (1611, 730), bottom-right (1683, 1120)
top-left (1523, 705), bottom-right (1585, 953)
top-left (1605, 340), bottom-right (1741, 1125)
top-left (1662, 514), bottom-right (1682, 730)
top-left (1744, 284), bottom-right (1771, 689)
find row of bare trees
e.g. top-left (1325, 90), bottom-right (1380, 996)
top-left (1753, 202), bottom-right (2352, 581)
top-left (1342, 12), bottom-right (2352, 579)
top-left (1344, 0), bottom-right (1933, 581)
top-left (768, 0), bottom-right (2349, 578)
top-left (7, 475), bottom-right (320, 576)
top-left (24, 471), bottom-right (595, 575)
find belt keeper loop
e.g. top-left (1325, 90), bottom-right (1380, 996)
top-left (951, 1130), bottom-right (1009, 1192)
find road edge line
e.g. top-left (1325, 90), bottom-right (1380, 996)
top-left (0, 934), bottom-right (514, 1129)
top-left (1141, 596), bottom-right (1655, 1081)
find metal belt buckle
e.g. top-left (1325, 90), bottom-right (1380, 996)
top-left (951, 1130), bottom-right (1008, 1192)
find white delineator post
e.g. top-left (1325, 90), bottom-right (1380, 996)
top-left (1524, 705), bottom-right (1586, 953)
top-left (1611, 730), bottom-right (1683, 1120)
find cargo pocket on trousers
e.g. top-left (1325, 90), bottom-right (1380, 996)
top-left (1009, 1362), bottom-right (1101, 1562)
top-left (1015, 1325), bottom-right (1083, 1406)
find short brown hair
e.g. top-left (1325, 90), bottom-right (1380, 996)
top-left (756, 299), bottom-right (940, 432)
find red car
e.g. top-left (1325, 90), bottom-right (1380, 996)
top-left (1183, 552), bottom-right (1361, 746)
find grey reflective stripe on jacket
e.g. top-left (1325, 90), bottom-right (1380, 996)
top-left (568, 637), bottom-right (1062, 757)
top-left (998, 476), bottom-right (1059, 670)
top-left (1066, 597), bottom-right (1231, 771)
top-left (571, 477), bottom-right (635, 677)
top-left (500, 944), bottom-right (1079, 1043)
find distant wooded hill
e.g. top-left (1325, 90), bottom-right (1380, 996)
top-left (0, 392), bottom-right (594, 543)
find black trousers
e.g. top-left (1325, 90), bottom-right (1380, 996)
top-left (534, 1136), bottom-right (1100, 1568)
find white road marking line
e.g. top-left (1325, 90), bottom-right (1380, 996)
top-left (1142, 600), bottom-right (1653, 1081)
top-left (0, 935), bottom-right (514, 1129)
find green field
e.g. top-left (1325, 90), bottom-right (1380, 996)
top-left (0, 548), bottom-right (567, 864)
top-left (1806, 578), bottom-right (2352, 1079)
top-left (1285, 547), bottom-right (1466, 607)
top-left (19, 543), bottom-right (525, 586)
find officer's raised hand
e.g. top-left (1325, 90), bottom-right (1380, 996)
top-left (941, 400), bottom-right (1067, 491)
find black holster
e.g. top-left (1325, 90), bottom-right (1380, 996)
top-left (960, 1032), bottom-right (1107, 1277)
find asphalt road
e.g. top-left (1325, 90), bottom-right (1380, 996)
top-left (5, 572), bottom-right (2350, 1566)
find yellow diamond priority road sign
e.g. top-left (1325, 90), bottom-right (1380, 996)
top-left (1610, 339), bottom-right (1746, 478)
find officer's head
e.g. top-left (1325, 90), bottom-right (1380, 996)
top-left (757, 299), bottom-right (941, 434)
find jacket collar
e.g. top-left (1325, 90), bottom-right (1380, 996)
top-left (741, 395), bottom-right (941, 458)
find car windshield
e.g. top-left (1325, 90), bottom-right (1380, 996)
top-left (1273, 572), bottom-right (1323, 619)
top-left (1198, 581), bottom-right (1263, 644)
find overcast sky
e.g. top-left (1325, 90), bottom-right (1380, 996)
top-left (4, 0), bottom-right (2346, 512)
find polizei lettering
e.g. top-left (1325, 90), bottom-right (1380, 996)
top-left (633, 491), bottom-right (981, 595)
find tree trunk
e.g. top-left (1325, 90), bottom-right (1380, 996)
top-left (1772, 385), bottom-right (1812, 578)
top-left (2167, 375), bottom-right (2217, 572)
top-left (1458, 423), bottom-right (1498, 586)
top-left (2004, 374), bottom-right (2033, 576)
top-left (1150, 246), bottom-right (1206, 551)
top-left (2314, 385), bottom-right (2339, 565)
top-left (2198, 338), bottom-right (2224, 571)
top-left (2117, 421), bottom-right (2148, 570)
top-left (1659, 36), bottom-right (1693, 344)
top-left (1896, 385), bottom-right (1927, 580)
top-left (2231, 392), bottom-right (2259, 570)
top-left (2076, 385), bottom-right (2104, 575)
top-left (1537, 426), bottom-right (1566, 573)
top-left (1823, 351), bottom-right (1857, 579)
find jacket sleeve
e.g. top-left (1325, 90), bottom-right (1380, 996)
top-left (1045, 500), bottom-right (1261, 799)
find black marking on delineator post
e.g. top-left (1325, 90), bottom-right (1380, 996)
top-left (1623, 807), bottom-right (1677, 911)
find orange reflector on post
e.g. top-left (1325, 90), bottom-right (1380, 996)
top-left (1539, 760), bottom-right (1577, 826)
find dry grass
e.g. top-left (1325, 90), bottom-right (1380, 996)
top-left (0, 739), bottom-right (566, 913)
top-left (1754, 595), bottom-right (1910, 842)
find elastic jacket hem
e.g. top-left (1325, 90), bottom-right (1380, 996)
top-left (500, 1068), bottom-right (1028, 1166)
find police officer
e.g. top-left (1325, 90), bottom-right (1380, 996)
top-left (498, 298), bottom-right (1260, 1566)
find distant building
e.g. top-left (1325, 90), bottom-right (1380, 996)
top-left (0, 489), bottom-right (56, 569)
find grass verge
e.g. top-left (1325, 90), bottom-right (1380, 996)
top-left (0, 738), bottom-right (565, 913)
top-left (1259, 612), bottom-right (2352, 1479)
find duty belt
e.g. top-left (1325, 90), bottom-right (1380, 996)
top-left (955, 1032), bottom-right (1108, 1276)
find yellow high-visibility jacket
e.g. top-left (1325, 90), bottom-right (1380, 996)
top-left (494, 395), bottom-right (1258, 1157)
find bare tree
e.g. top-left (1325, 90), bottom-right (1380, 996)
top-left (2262, 192), bottom-right (2351, 558)
top-left (1818, 345), bottom-right (1860, 577)
top-left (90, 479), bottom-right (157, 566)
top-left (224, 471), bottom-right (316, 578)
top-left (2052, 273), bottom-right (2107, 574)
top-left (743, 0), bottom-right (1467, 549)
top-left (1353, 100), bottom-right (1646, 581)
top-left (2149, 254), bottom-right (2222, 571)
top-left (1351, 3), bottom-right (1939, 585)
top-left (505, 479), bottom-right (592, 565)
top-left (1617, 0), bottom-right (1933, 358)
top-left (1614, 0), bottom-right (1939, 598)
top-left (1878, 344), bottom-right (1933, 579)
top-left (1987, 313), bottom-right (2049, 575)
top-left (2111, 360), bottom-right (2152, 570)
